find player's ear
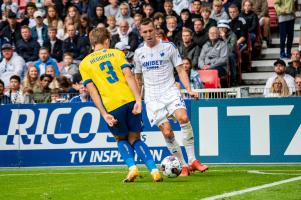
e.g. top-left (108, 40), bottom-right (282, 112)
top-left (104, 38), bottom-right (110, 48)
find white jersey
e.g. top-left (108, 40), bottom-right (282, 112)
top-left (134, 41), bottom-right (182, 100)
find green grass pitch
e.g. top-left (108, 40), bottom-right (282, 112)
top-left (0, 165), bottom-right (301, 200)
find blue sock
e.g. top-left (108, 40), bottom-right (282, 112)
top-left (132, 139), bottom-right (157, 172)
top-left (117, 140), bottom-right (135, 168)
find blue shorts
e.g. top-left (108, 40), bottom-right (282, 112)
top-left (108, 101), bottom-right (143, 136)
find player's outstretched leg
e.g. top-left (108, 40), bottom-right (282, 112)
top-left (160, 122), bottom-right (190, 176)
top-left (164, 136), bottom-right (190, 176)
top-left (117, 140), bottom-right (139, 182)
top-left (132, 139), bottom-right (163, 182)
top-left (180, 122), bottom-right (208, 173)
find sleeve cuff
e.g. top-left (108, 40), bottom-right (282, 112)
top-left (83, 79), bottom-right (92, 86)
top-left (121, 64), bottom-right (131, 69)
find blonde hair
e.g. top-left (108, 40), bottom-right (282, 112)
top-left (201, 7), bottom-right (211, 14)
top-left (107, 15), bottom-right (116, 21)
top-left (271, 76), bottom-right (290, 97)
top-left (89, 27), bottom-right (111, 47)
top-left (213, 0), bottom-right (222, 6)
top-left (242, 0), bottom-right (253, 10)
top-left (22, 64), bottom-right (40, 92)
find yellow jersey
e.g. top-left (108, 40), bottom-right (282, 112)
top-left (79, 49), bottom-right (135, 112)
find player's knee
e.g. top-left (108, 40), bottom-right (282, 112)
top-left (128, 135), bottom-right (140, 145)
top-left (161, 125), bottom-right (174, 139)
top-left (177, 114), bottom-right (189, 124)
top-left (114, 135), bottom-right (127, 142)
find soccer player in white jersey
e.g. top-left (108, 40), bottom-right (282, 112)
top-left (134, 18), bottom-right (208, 176)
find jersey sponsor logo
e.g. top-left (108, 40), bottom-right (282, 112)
top-left (142, 60), bottom-right (164, 70)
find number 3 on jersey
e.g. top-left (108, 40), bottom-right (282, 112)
top-left (99, 61), bottom-right (119, 84)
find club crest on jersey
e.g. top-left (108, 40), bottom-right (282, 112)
top-left (160, 52), bottom-right (165, 57)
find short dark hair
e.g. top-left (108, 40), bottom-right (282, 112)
top-left (140, 18), bottom-right (154, 26)
top-left (10, 75), bottom-right (21, 83)
top-left (21, 25), bottom-right (31, 31)
top-left (229, 4), bottom-right (238, 10)
top-left (40, 74), bottom-right (53, 82)
top-left (39, 47), bottom-right (49, 53)
top-left (194, 18), bottom-right (204, 25)
top-left (0, 79), bottom-right (4, 87)
top-left (63, 52), bottom-right (73, 58)
top-left (26, 2), bottom-right (37, 9)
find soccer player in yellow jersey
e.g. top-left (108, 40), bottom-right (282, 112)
top-left (79, 27), bottom-right (162, 182)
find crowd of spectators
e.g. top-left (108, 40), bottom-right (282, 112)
top-left (0, 0), bottom-right (300, 105)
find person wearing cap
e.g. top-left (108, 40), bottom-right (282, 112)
top-left (218, 19), bottom-right (238, 85)
top-left (0, 43), bottom-right (26, 87)
top-left (110, 20), bottom-right (139, 51)
top-left (115, 41), bottom-right (134, 65)
top-left (31, 10), bottom-right (48, 46)
top-left (0, 36), bottom-right (9, 62)
top-left (264, 59), bottom-right (296, 97)
top-left (1, 11), bottom-right (22, 47)
top-left (16, 25), bottom-right (40, 62)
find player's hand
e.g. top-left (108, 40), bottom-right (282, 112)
top-left (132, 101), bottom-right (142, 115)
top-left (103, 113), bottom-right (118, 127)
top-left (188, 90), bottom-right (199, 99)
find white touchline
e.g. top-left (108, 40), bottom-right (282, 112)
top-left (0, 171), bottom-right (127, 177)
top-left (202, 176), bottom-right (301, 200)
top-left (0, 169), bottom-right (300, 177)
top-left (248, 170), bottom-right (301, 176)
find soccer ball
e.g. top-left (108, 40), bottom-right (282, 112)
top-left (160, 156), bottom-right (182, 178)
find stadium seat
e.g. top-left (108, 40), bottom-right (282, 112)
top-left (57, 62), bottom-right (64, 72)
top-left (198, 70), bottom-right (221, 88)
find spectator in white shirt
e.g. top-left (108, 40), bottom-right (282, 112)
top-left (264, 59), bottom-right (295, 97)
top-left (5, 75), bottom-right (25, 103)
top-left (0, 44), bottom-right (25, 87)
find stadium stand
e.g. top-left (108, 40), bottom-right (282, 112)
top-left (0, 0), bottom-right (301, 101)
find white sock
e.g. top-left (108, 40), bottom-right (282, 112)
top-left (180, 122), bottom-right (196, 164)
top-left (151, 168), bottom-right (158, 174)
top-left (164, 136), bottom-right (187, 165)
